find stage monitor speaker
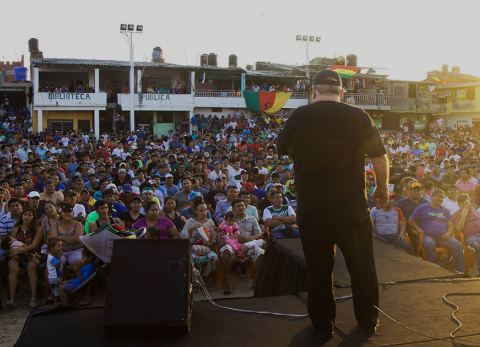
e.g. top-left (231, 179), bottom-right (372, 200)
top-left (104, 239), bottom-right (192, 334)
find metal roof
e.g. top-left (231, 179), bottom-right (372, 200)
top-left (31, 58), bottom-right (246, 73)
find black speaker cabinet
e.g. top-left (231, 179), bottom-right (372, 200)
top-left (104, 239), bottom-right (192, 334)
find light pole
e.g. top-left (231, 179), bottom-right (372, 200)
top-left (120, 24), bottom-right (143, 133)
top-left (296, 35), bottom-right (321, 100)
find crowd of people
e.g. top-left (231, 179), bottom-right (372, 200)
top-left (369, 124), bottom-right (480, 274)
top-left (0, 109), bottom-right (300, 310)
top-left (0, 100), bottom-right (479, 311)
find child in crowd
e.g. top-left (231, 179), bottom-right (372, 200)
top-left (47, 237), bottom-right (63, 305)
top-left (60, 249), bottom-right (95, 304)
top-left (145, 226), bottom-right (161, 239)
top-left (219, 212), bottom-right (247, 257)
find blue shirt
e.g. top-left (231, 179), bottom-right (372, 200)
top-left (411, 203), bottom-right (450, 237)
top-left (70, 263), bottom-right (95, 287)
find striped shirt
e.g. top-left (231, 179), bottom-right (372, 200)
top-left (0, 212), bottom-right (18, 237)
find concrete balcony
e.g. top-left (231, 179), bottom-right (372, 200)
top-left (117, 93), bottom-right (195, 111)
top-left (194, 90), bottom-right (308, 109)
top-left (34, 92), bottom-right (107, 109)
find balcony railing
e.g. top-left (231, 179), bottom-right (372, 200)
top-left (195, 90), bottom-right (242, 97)
top-left (195, 90), bottom-right (310, 99)
top-left (290, 92), bottom-right (308, 99)
top-left (452, 100), bottom-right (476, 110)
top-left (343, 93), bottom-right (391, 108)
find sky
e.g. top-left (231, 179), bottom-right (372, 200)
top-left (1, 0), bottom-right (479, 81)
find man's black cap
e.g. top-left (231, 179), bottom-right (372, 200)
top-left (313, 69), bottom-right (342, 86)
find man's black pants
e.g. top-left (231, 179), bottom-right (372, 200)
top-left (298, 217), bottom-right (379, 332)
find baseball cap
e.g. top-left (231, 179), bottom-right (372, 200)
top-left (313, 69), bottom-right (342, 86)
top-left (122, 184), bottom-right (133, 193)
top-left (410, 182), bottom-right (422, 190)
top-left (27, 191), bottom-right (40, 199)
top-left (166, 174), bottom-right (173, 179)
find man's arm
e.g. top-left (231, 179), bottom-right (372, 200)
top-left (371, 154), bottom-right (389, 206)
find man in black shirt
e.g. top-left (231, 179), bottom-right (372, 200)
top-left (278, 70), bottom-right (389, 339)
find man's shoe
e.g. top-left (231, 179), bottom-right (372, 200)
top-left (359, 321), bottom-right (379, 336)
top-left (312, 328), bottom-right (333, 341)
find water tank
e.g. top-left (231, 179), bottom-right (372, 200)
top-left (335, 56), bottom-right (345, 65)
top-left (14, 67), bottom-right (27, 81)
top-left (452, 66), bottom-right (460, 73)
top-left (442, 64), bottom-right (449, 73)
top-left (346, 54), bottom-right (357, 67)
top-left (152, 47), bottom-right (164, 63)
top-left (208, 53), bottom-right (217, 67)
top-left (200, 54), bottom-right (209, 66)
top-left (229, 54), bottom-right (237, 67)
top-left (28, 38), bottom-right (39, 52)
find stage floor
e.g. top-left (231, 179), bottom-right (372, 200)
top-left (15, 295), bottom-right (345, 347)
top-left (15, 239), bottom-right (480, 346)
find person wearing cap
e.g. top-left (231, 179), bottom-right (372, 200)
top-left (399, 181), bottom-right (428, 252)
top-left (27, 191), bottom-right (44, 219)
top-left (64, 190), bottom-right (86, 224)
top-left (140, 187), bottom-right (161, 211)
top-left (409, 189), bottom-right (464, 273)
top-left (164, 173), bottom-right (179, 197)
top-left (278, 69), bottom-right (389, 337)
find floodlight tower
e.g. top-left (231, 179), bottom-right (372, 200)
top-left (296, 35), bottom-right (321, 98)
top-left (120, 24), bottom-right (143, 132)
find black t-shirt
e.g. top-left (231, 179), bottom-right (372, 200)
top-left (205, 189), bottom-right (227, 210)
top-left (118, 211), bottom-right (145, 229)
top-left (398, 198), bottom-right (428, 233)
top-left (278, 100), bottom-right (386, 224)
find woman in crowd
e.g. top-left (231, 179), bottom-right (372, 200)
top-left (50, 203), bottom-right (84, 271)
top-left (41, 201), bottom-right (59, 239)
top-left (163, 196), bottom-right (186, 230)
top-left (180, 199), bottom-right (218, 277)
top-left (133, 200), bottom-right (178, 239)
top-left (7, 208), bottom-right (43, 308)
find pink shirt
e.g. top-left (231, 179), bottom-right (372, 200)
top-left (455, 179), bottom-right (476, 193)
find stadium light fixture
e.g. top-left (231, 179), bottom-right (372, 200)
top-left (296, 34), bottom-right (322, 102)
top-left (120, 24), bottom-right (144, 133)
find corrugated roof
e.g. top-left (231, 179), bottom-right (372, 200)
top-left (31, 58), bottom-right (245, 73)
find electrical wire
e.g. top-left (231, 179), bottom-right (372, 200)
top-left (193, 268), bottom-right (309, 318)
top-left (442, 292), bottom-right (480, 342)
top-left (195, 268), bottom-right (480, 344)
top-left (374, 305), bottom-right (480, 346)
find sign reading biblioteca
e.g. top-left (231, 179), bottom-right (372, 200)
top-left (48, 93), bottom-right (92, 100)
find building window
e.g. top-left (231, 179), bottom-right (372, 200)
top-left (157, 113), bottom-right (173, 123)
top-left (47, 120), bottom-right (73, 131)
top-left (211, 108), bottom-right (223, 113)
